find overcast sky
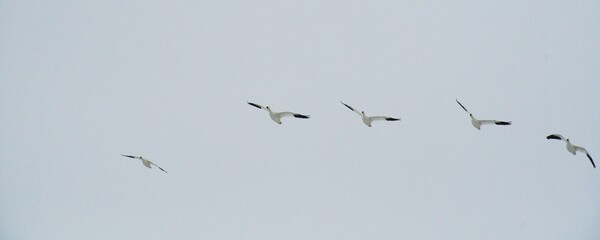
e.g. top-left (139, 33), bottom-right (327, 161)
top-left (1, 1), bottom-right (599, 239)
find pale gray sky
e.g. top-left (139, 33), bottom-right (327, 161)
top-left (1, 1), bottom-right (599, 239)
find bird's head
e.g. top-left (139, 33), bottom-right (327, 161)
top-left (266, 106), bottom-right (270, 110)
top-left (361, 111), bottom-right (365, 115)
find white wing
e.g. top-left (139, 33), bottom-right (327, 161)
top-left (574, 146), bottom-right (596, 168)
top-left (277, 112), bottom-right (295, 118)
top-left (150, 161), bottom-right (168, 173)
top-left (479, 120), bottom-right (511, 126)
top-left (277, 112), bottom-right (310, 119)
top-left (340, 101), bottom-right (362, 116)
top-left (369, 116), bottom-right (401, 122)
top-left (574, 145), bottom-right (589, 155)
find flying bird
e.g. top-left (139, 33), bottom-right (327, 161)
top-left (546, 134), bottom-right (595, 168)
top-left (340, 101), bottom-right (400, 127)
top-left (456, 99), bottom-right (511, 130)
top-left (247, 102), bottom-right (310, 124)
top-left (121, 155), bottom-right (168, 173)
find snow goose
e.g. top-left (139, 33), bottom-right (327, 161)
top-left (456, 99), bottom-right (511, 130)
top-left (340, 101), bottom-right (400, 127)
top-left (121, 155), bottom-right (168, 173)
top-left (247, 102), bottom-right (310, 124)
top-left (546, 134), bottom-right (595, 168)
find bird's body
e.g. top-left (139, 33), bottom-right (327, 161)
top-left (121, 155), bottom-right (168, 173)
top-left (456, 99), bottom-right (511, 130)
top-left (340, 101), bottom-right (400, 127)
top-left (546, 134), bottom-right (595, 168)
top-left (141, 158), bottom-right (152, 168)
top-left (248, 102), bottom-right (309, 124)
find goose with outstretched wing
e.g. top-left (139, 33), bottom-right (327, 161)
top-left (340, 101), bottom-right (400, 127)
top-left (247, 102), bottom-right (310, 124)
top-left (121, 155), bottom-right (168, 173)
top-left (456, 99), bottom-right (511, 130)
top-left (546, 134), bottom-right (595, 168)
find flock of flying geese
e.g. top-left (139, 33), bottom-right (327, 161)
top-left (121, 99), bottom-right (596, 172)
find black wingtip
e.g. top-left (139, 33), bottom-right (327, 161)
top-left (456, 99), bottom-right (469, 112)
top-left (546, 135), bottom-right (562, 140)
top-left (495, 121), bottom-right (511, 125)
top-left (294, 114), bottom-right (310, 119)
top-left (247, 102), bottom-right (262, 109)
top-left (587, 154), bottom-right (596, 168)
top-left (385, 117), bottom-right (400, 121)
top-left (121, 154), bottom-right (135, 158)
top-left (340, 101), bottom-right (354, 111)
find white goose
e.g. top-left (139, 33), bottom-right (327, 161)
top-left (247, 102), bottom-right (310, 124)
top-left (121, 155), bottom-right (168, 173)
top-left (546, 134), bottom-right (595, 168)
top-left (340, 101), bottom-right (400, 127)
top-left (456, 99), bottom-right (511, 130)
